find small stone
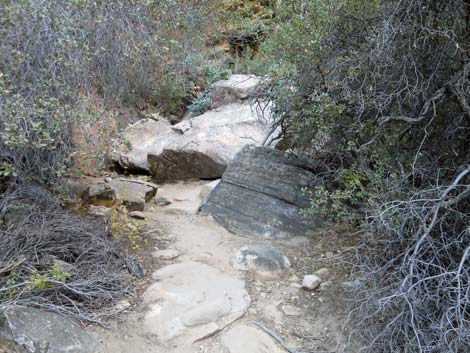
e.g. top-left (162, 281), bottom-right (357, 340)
top-left (315, 268), bottom-right (330, 279)
top-left (88, 205), bottom-right (112, 217)
top-left (154, 196), bottom-right (172, 206)
top-left (302, 274), bottom-right (321, 291)
top-left (104, 177), bottom-right (112, 183)
top-left (129, 211), bottom-right (145, 219)
top-left (152, 249), bottom-right (180, 260)
top-left (281, 304), bottom-right (302, 316)
top-left (115, 300), bottom-right (131, 311)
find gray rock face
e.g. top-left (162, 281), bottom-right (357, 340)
top-left (148, 104), bottom-right (271, 183)
top-left (142, 262), bottom-right (250, 344)
top-left (108, 178), bottom-right (158, 211)
top-left (117, 118), bottom-right (176, 172)
top-left (233, 245), bottom-right (290, 278)
top-left (211, 75), bottom-right (260, 108)
top-left (201, 145), bottom-right (323, 239)
top-left (0, 307), bottom-right (97, 353)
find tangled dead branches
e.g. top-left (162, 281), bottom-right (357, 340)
top-left (0, 186), bottom-right (134, 325)
top-left (348, 167), bottom-right (470, 353)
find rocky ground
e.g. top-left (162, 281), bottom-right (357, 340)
top-left (0, 75), bottom-right (359, 353)
top-left (90, 181), bottom-right (359, 353)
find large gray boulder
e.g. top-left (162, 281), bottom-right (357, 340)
top-left (0, 307), bottom-right (97, 353)
top-left (148, 103), bottom-right (271, 183)
top-left (201, 145), bottom-right (324, 239)
top-left (116, 118), bottom-right (176, 172)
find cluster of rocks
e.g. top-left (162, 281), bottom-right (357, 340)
top-left (64, 177), bottom-right (158, 216)
top-left (114, 75), bottom-right (273, 183)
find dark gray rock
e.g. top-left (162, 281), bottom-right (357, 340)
top-left (148, 149), bottom-right (226, 183)
top-left (0, 307), bottom-right (97, 353)
top-left (201, 145), bottom-right (323, 239)
top-left (233, 245), bottom-right (290, 278)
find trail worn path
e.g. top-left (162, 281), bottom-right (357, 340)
top-left (92, 181), bottom-right (355, 353)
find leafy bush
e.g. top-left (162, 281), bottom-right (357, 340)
top-left (0, 0), bottom-right (224, 323)
top-left (0, 0), bottom-right (223, 184)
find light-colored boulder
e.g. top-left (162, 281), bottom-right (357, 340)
top-left (211, 74), bottom-right (260, 107)
top-left (142, 262), bottom-right (250, 343)
top-left (148, 103), bottom-right (271, 182)
top-left (221, 324), bottom-right (285, 353)
top-left (117, 118), bottom-right (176, 172)
top-left (108, 178), bottom-right (158, 211)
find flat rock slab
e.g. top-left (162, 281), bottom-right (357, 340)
top-left (221, 324), bottom-right (285, 353)
top-left (202, 145), bottom-right (323, 239)
top-left (0, 307), bottom-right (97, 353)
top-left (233, 245), bottom-right (290, 278)
top-left (143, 262), bottom-right (250, 343)
top-left (108, 178), bottom-right (158, 211)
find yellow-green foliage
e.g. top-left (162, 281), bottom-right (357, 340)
top-left (109, 210), bottom-right (147, 252)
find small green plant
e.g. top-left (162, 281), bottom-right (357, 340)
top-left (51, 263), bottom-right (71, 283)
top-left (28, 271), bottom-right (50, 292)
top-left (188, 94), bottom-right (212, 115)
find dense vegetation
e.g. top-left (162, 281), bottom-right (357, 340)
top-left (0, 0), bottom-right (225, 323)
top-left (0, 0), bottom-right (468, 350)
top-left (254, 1), bottom-right (470, 352)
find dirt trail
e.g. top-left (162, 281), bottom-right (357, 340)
top-left (92, 181), bottom-right (356, 353)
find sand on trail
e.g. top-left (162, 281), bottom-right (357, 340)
top-left (92, 181), bottom-right (355, 353)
